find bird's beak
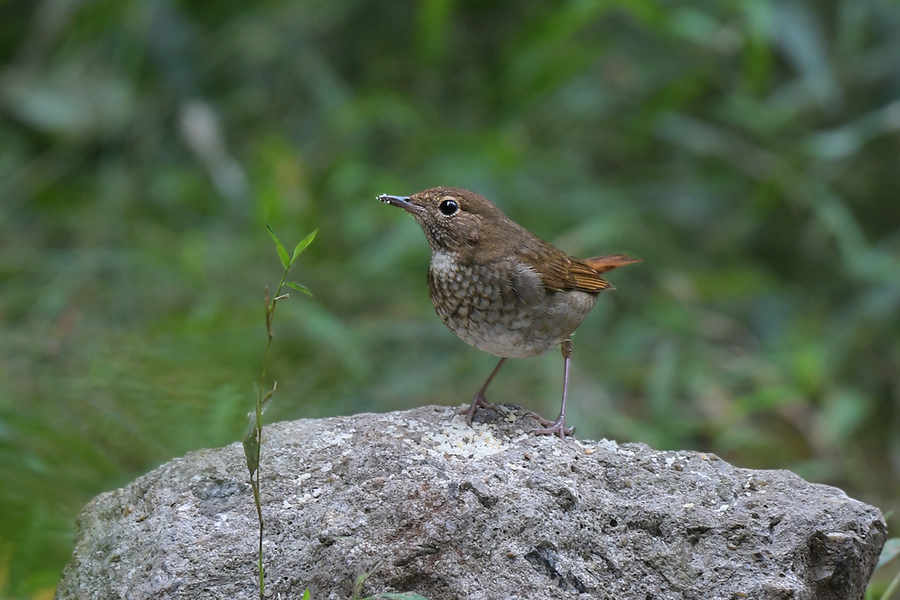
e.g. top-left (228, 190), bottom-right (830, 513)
top-left (377, 194), bottom-right (424, 213)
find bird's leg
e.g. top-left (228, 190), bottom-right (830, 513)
top-left (459, 357), bottom-right (507, 426)
top-left (530, 338), bottom-right (576, 439)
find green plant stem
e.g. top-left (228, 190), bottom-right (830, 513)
top-left (253, 278), bottom-right (288, 600)
top-left (253, 469), bottom-right (263, 598)
top-left (881, 569), bottom-right (900, 600)
top-left (246, 226), bottom-right (315, 599)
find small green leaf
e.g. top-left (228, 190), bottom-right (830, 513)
top-left (877, 538), bottom-right (900, 570)
top-left (267, 225), bottom-right (290, 269)
top-left (301, 591), bottom-right (310, 600)
top-left (286, 282), bottom-right (313, 296)
top-left (260, 382), bottom-right (276, 415)
top-left (291, 229), bottom-right (318, 265)
top-left (363, 594), bottom-right (431, 600)
top-left (879, 569), bottom-right (900, 600)
top-left (242, 414), bottom-right (260, 477)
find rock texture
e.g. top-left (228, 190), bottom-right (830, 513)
top-left (56, 405), bottom-right (885, 600)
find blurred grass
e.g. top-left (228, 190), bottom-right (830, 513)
top-left (1, 0), bottom-right (899, 596)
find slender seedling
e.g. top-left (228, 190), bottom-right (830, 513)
top-left (243, 226), bottom-right (316, 600)
top-left (874, 537), bottom-right (900, 600)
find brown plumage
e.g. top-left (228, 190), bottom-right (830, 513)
top-left (378, 187), bottom-right (640, 439)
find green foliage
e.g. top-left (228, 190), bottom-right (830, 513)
top-left (363, 594), bottom-right (431, 600)
top-left (868, 538), bottom-right (900, 600)
top-left (242, 226), bottom-right (315, 599)
top-left (349, 562), bottom-right (430, 600)
top-left (0, 0), bottom-right (898, 597)
top-left (879, 539), bottom-right (900, 572)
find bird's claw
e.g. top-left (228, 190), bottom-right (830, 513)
top-left (527, 411), bottom-right (575, 440)
top-left (459, 393), bottom-right (498, 426)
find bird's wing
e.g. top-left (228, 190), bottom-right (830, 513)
top-left (528, 251), bottom-right (640, 294)
top-left (525, 250), bottom-right (610, 294)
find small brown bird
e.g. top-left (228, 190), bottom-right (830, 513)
top-left (379, 187), bottom-right (639, 438)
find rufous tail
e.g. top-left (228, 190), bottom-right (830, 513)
top-left (584, 254), bottom-right (641, 274)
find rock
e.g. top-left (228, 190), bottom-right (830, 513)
top-left (55, 405), bottom-right (886, 600)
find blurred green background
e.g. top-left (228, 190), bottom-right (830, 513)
top-left (1, 0), bottom-right (899, 597)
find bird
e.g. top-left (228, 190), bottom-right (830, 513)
top-left (378, 187), bottom-right (639, 438)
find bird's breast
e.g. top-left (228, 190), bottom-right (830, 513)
top-left (427, 252), bottom-right (597, 358)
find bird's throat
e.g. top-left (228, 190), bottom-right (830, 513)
top-left (430, 251), bottom-right (460, 277)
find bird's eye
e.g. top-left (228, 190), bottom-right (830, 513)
top-left (439, 199), bottom-right (460, 216)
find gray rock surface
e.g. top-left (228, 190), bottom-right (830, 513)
top-left (56, 405), bottom-right (886, 600)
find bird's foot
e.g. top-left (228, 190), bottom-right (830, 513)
top-left (459, 393), bottom-right (498, 426)
top-left (527, 411), bottom-right (575, 440)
